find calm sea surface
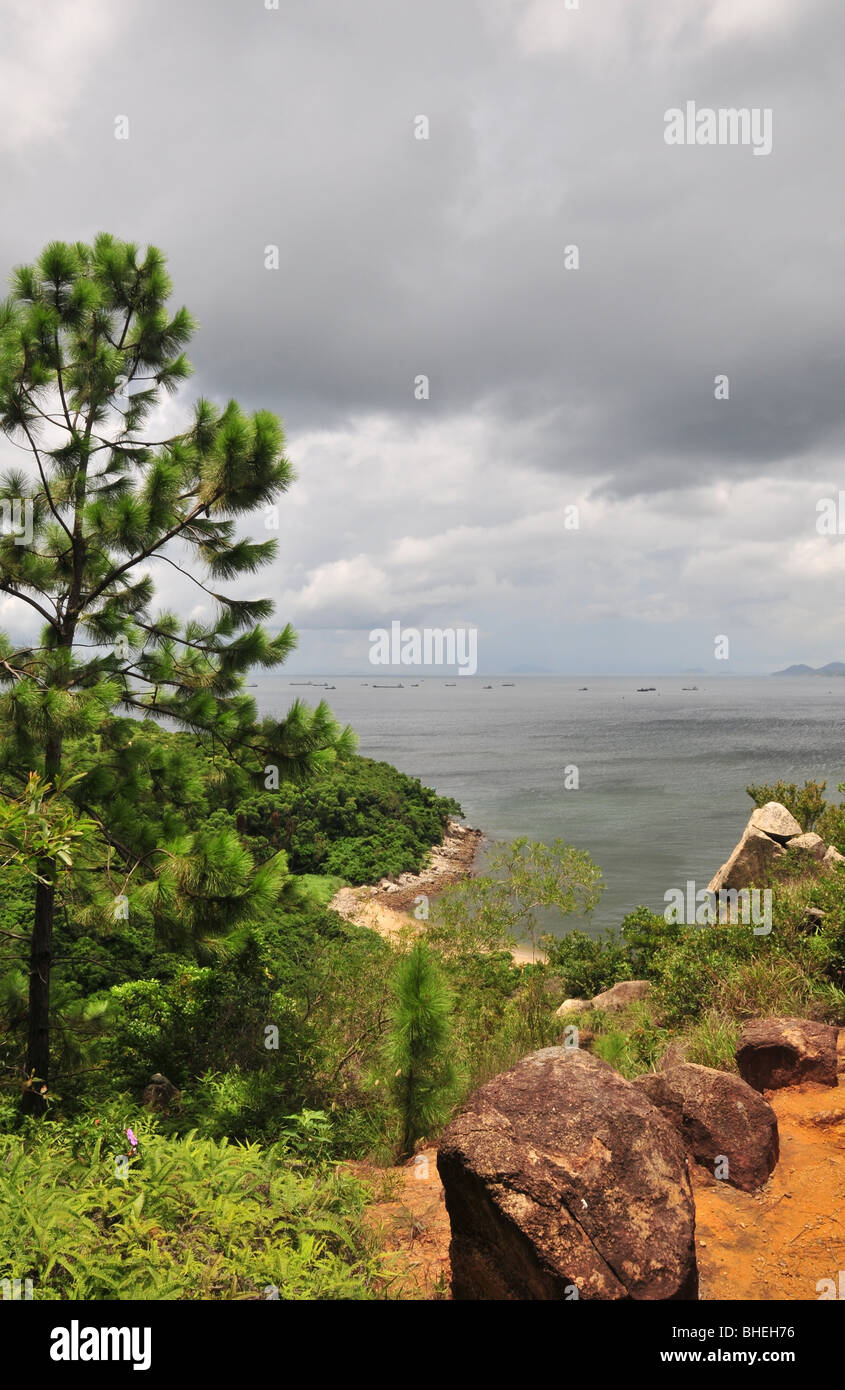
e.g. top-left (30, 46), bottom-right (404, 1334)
top-left (254, 676), bottom-right (845, 936)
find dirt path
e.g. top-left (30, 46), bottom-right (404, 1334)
top-left (360, 1075), bottom-right (845, 1300)
top-left (694, 1074), bottom-right (845, 1300)
top-left (351, 1149), bottom-right (451, 1299)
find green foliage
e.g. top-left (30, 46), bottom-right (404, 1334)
top-left (746, 779), bottom-right (827, 831)
top-left (433, 837), bottom-right (603, 959)
top-left (815, 803), bottom-right (845, 854)
top-left (542, 928), bottom-right (630, 998)
top-left (0, 773), bottom-right (97, 876)
top-left (462, 966), bottom-right (562, 1085)
top-left (238, 756), bottom-right (461, 883)
top-left (296, 874), bottom-right (347, 907)
top-left (682, 1012), bottom-right (741, 1071)
top-left (619, 905), bottom-right (685, 980)
top-left (650, 924), bottom-right (760, 1028)
top-left (388, 941), bottom-right (458, 1158)
top-left (588, 1003), bottom-right (670, 1079)
top-left (420, 839), bottom-right (604, 1097)
top-left (0, 1105), bottom-right (384, 1299)
top-left (591, 1030), bottom-right (629, 1071)
top-left (648, 916), bottom-right (844, 1030)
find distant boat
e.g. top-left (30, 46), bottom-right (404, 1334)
top-left (483, 685), bottom-right (492, 689)
top-left (682, 686), bottom-right (699, 691)
top-left (636, 687), bottom-right (657, 692)
top-left (502, 683), bottom-right (515, 687)
top-left (411, 683), bottom-right (419, 687)
top-left (445, 682), bottom-right (456, 687)
top-left (578, 687), bottom-right (588, 691)
top-left (373, 683), bottom-right (403, 688)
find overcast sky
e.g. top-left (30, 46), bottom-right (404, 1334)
top-left (2, 0), bottom-right (844, 675)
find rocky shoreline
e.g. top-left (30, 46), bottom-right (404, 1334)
top-left (328, 819), bottom-right (483, 939)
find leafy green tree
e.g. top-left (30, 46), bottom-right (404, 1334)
top-left (0, 773), bottom-right (96, 880)
top-left (0, 235), bottom-right (351, 1110)
top-left (388, 940), bottom-right (457, 1159)
top-left (431, 837), bottom-right (603, 960)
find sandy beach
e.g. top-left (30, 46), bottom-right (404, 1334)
top-left (328, 820), bottom-right (542, 963)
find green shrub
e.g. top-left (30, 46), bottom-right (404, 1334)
top-left (746, 779), bottom-right (827, 831)
top-left (542, 928), bottom-right (630, 998)
top-left (682, 1012), bottom-right (741, 1071)
top-left (586, 1003), bottom-right (670, 1079)
top-left (816, 804), bottom-right (845, 854)
top-left (650, 925), bottom-right (758, 1028)
top-left (619, 906), bottom-right (684, 980)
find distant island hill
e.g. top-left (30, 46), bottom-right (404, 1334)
top-left (773, 662), bottom-right (845, 676)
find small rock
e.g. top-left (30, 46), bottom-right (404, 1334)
top-left (749, 802), bottom-right (803, 841)
top-left (142, 1072), bottom-right (182, 1113)
top-left (785, 832), bottom-right (826, 861)
top-left (555, 998), bottom-right (588, 1017)
top-left (590, 980), bottom-right (650, 1012)
top-left (798, 907), bottom-right (825, 933)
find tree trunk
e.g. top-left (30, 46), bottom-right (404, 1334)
top-left (21, 870), bottom-right (56, 1114)
top-left (21, 733), bottom-right (63, 1116)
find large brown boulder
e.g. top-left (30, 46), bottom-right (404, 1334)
top-left (749, 802), bottom-right (803, 840)
top-left (707, 825), bottom-right (785, 894)
top-left (590, 979), bottom-right (650, 1011)
top-left (437, 1047), bottom-right (698, 1301)
top-left (735, 1018), bottom-right (840, 1092)
top-left (632, 1063), bottom-right (778, 1192)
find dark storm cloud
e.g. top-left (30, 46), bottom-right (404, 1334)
top-left (1, 0), bottom-right (844, 671)
top-left (4, 0), bottom-right (843, 491)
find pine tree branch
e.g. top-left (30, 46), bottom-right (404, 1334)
top-left (0, 582), bottom-right (58, 629)
top-left (153, 552), bottom-right (227, 604)
top-left (133, 621), bottom-right (216, 654)
top-left (54, 334), bottom-right (74, 434)
top-left (16, 409), bottom-right (74, 544)
top-left (116, 306), bottom-right (134, 351)
top-left (83, 495), bottom-right (221, 609)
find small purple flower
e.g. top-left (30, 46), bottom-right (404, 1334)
top-left (126, 1127), bottom-right (138, 1150)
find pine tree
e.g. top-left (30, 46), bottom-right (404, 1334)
top-left (0, 235), bottom-right (352, 1111)
top-left (389, 939), bottom-right (458, 1159)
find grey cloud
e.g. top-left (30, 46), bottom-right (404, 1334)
top-left (2, 0), bottom-right (844, 672)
